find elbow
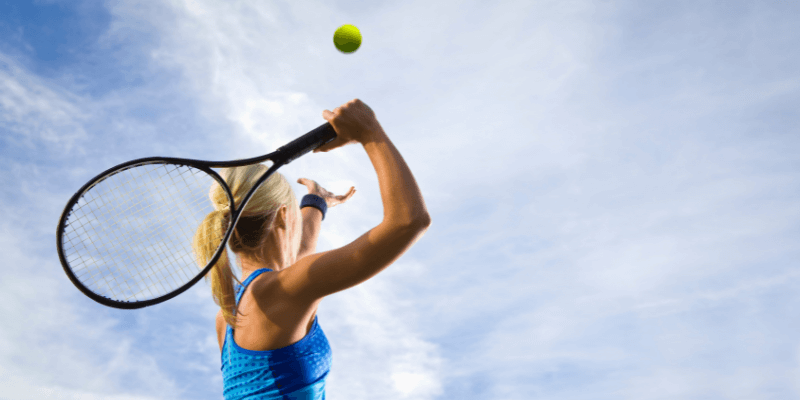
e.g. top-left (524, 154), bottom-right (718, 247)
top-left (412, 214), bottom-right (432, 229)
top-left (385, 213), bottom-right (432, 230)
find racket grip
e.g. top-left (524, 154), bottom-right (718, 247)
top-left (278, 123), bottom-right (338, 164)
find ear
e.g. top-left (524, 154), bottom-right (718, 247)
top-left (277, 204), bottom-right (290, 228)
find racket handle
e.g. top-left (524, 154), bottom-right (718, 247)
top-left (278, 123), bottom-right (338, 164)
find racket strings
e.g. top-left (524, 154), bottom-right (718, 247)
top-left (66, 178), bottom-right (148, 295)
top-left (75, 167), bottom-right (179, 293)
top-left (69, 165), bottom-right (212, 299)
top-left (72, 166), bottom-right (183, 293)
top-left (66, 166), bottom-right (175, 299)
top-left (61, 163), bottom-right (230, 302)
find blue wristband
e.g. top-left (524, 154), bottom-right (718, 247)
top-left (301, 194), bottom-right (327, 221)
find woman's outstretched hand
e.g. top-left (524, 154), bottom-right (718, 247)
top-left (297, 178), bottom-right (356, 209)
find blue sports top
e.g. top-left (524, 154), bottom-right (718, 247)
top-left (221, 268), bottom-right (332, 400)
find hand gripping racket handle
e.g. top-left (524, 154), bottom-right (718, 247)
top-left (277, 123), bottom-right (337, 164)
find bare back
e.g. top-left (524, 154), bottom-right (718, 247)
top-left (217, 271), bottom-right (321, 354)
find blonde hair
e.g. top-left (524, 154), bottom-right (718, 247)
top-left (192, 165), bottom-right (299, 329)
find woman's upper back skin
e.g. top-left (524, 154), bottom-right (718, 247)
top-left (220, 270), bottom-right (321, 353)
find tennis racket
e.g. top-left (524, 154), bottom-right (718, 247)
top-left (56, 123), bottom-right (337, 309)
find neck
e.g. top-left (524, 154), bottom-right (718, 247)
top-left (239, 255), bottom-right (290, 280)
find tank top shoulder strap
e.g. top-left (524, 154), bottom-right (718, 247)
top-left (232, 268), bottom-right (273, 314)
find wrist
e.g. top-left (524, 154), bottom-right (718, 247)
top-left (301, 194), bottom-right (327, 220)
top-left (359, 126), bottom-right (387, 145)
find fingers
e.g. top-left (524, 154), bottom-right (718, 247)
top-left (296, 179), bottom-right (355, 205)
top-left (298, 178), bottom-right (319, 191)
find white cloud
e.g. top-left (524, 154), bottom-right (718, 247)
top-left (0, 53), bottom-right (89, 154)
top-left (0, 0), bottom-right (798, 399)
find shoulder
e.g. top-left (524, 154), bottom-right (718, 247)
top-left (248, 270), bottom-right (280, 305)
top-left (251, 269), bottom-right (322, 323)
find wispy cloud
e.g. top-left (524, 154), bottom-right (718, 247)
top-left (0, 52), bottom-right (89, 154)
top-left (0, 0), bottom-right (798, 399)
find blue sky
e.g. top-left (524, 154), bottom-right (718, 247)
top-left (1, 0), bottom-right (799, 399)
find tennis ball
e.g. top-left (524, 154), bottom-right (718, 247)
top-left (333, 24), bottom-right (362, 54)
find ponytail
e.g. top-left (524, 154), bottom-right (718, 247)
top-left (193, 209), bottom-right (247, 329)
top-left (191, 165), bottom-right (298, 329)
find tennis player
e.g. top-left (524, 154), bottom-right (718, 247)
top-left (197, 99), bottom-right (432, 399)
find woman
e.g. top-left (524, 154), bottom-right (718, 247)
top-left (192, 99), bottom-right (432, 399)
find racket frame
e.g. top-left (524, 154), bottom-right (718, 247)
top-left (56, 123), bottom-right (336, 309)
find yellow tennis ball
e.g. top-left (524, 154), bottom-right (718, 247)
top-left (333, 24), bottom-right (362, 54)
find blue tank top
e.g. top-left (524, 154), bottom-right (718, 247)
top-left (221, 268), bottom-right (332, 400)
